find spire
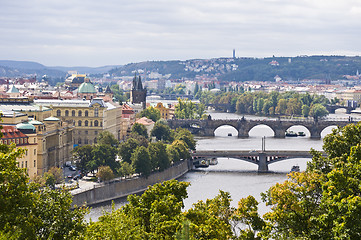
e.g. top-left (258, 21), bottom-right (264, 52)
top-left (137, 75), bottom-right (143, 90)
top-left (132, 72), bottom-right (137, 90)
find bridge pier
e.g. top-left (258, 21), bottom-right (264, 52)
top-left (258, 153), bottom-right (269, 172)
top-left (274, 129), bottom-right (286, 138)
top-left (238, 129), bottom-right (249, 138)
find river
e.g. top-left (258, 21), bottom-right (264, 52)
top-left (86, 110), bottom-right (353, 221)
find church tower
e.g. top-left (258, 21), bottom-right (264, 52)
top-left (130, 73), bottom-right (147, 109)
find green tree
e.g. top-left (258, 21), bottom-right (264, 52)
top-left (175, 98), bottom-right (196, 119)
top-left (118, 161), bottom-right (134, 178)
top-left (234, 195), bottom-right (265, 239)
top-left (72, 145), bottom-right (93, 174)
top-left (131, 146), bottom-right (151, 177)
top-left (0, 141), bottom-right (87, 239)
top-left (148, 141), bottom-right (170, 171)
top-left (97, 166), bottom-right (115, 182)
top-left (174, 128), bottom-right (196, 150)
top-left (309, 103), bottom-right (329, 122)
top-left (118, 138), bottom-right (139, 164)
top-left (151, 120), bottom-right (174, 142)
top-left (97, 131), bottom-right (119, 146)
top-left (167, 140), bottom-right (190, 163)
top-left (131, 122), bottom-right (148, 139)
top-left (275, 98), bottom-right (288, 115)
top-left (139, 106), bottom-right (161, 122)
top-left (92, 144), bottom-right (119, 172)
top-left (184, 190), bottom-right (234, 239)
top-left (302, 104), bottom-right (310, 117)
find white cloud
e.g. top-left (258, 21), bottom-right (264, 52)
top-left (1, 0), bottom-right (361, 66)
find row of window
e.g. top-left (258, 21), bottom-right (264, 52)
top-left (77, 120), bottom-right (102, 127)
top-left (78, 130), bottom-right (98, 135)
top-left (17, 160), bottom-right (36, 169)
top-left (56, 108), bottom-right (99, 117)
top-left (75, 138), bottom-right (97, 145)
top-left (0, 138), bottom-right (28, 145)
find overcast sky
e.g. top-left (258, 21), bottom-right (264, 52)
top-left (1, 0), bottom-right (361, 67)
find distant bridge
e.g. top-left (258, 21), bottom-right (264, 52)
top-left (192, 150), bottom-right (319, 172)
top-left (326, 104), bottom-right (356, 114)
top-left (168, 118), bottom-right (356, 139)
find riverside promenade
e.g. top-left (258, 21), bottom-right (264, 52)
top-left (71, 160), bottom-right (192, 207)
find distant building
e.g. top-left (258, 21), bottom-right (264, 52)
top-left (155, 102), bottom-right (174, 119)
top-left (65, 73), bottom-right (87, 90)
top-left (35, 98), bottom-right (123, 146)
top-left (269, 60), bottom-right (280, 66)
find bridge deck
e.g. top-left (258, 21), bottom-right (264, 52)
top-left (192, 150), bottom-right (316, 158)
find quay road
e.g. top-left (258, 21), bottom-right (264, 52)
top-left (192, 150), bottom-right (323, 172)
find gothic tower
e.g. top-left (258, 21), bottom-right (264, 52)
top-left (130, 73), bottom-right (147, 109)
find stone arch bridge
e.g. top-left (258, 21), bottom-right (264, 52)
top-left (168, 118), bottom-right (355, 138)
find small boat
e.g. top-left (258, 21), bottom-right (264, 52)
top-left (297, 132), bottom-right (306, 136)
top-left (286, 130), bottom-right (298, 137)
top-left (290, 165), bottom-right (300, 172)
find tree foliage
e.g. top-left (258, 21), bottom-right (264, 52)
top-left (131, 122), bottom-right (148, 139)
top-left (139, 106), bottom-right (161, 122)
top-left (0, 142), bottom-right (87, 239)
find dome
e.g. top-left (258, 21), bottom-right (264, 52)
top-left (16, 122), bottom-right (36, 131)
top-left (28, 120), bottom-right (43, 125)
top-left (78, 82), bottom-right (96, 94)
top-left (44, 116), bottom-right (60, 121)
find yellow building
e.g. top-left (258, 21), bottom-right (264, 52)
top-left (0, 125), bottom-right (38, 179)
top-left (35, 98), bottom-right (123, 146)
top-left (155, 102), bottom-right (174, 119)
top-left (0, 107), bottom-right (73, 176)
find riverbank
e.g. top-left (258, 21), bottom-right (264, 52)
top-left (71, 159), bottom-right (192, 207)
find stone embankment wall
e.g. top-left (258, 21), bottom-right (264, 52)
top-left (71, 160), bottom-right (191, 207)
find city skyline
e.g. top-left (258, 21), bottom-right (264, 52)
top-left (1, 0), bottom-right (361, 67)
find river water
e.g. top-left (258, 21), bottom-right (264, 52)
top-left (86, 110), bottom-right (354, 221)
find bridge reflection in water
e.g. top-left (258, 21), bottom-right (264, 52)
top-left (192, 150), bottom-right (319, 172)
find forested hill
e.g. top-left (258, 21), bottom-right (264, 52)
top-left (109, 56), bottom-right (361, 82)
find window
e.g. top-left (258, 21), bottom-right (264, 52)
top-left (78, 120), bottom-right (82, 126)
top-left (25, 161), bottom-right (27, 168)
top-left (34, 138), bottom-right (36, 143)
top-left (34, 149), bottom-right (36, 155)
top-left (85, 139), bottom-right (88, 144)
top-left (25, 149), bottom-right (28, 156)
top-left (20, 138), bottom-right (23, 144)
top-left (78, 138), bottom-right (82, 144)
top-left (78, 130), bottom-right (81, 135)
top-left (85, 110), bottom-right (88, 117)
top-left (72, 110), bottom-right (75, 116)
top-left (16, 139), bottom-right (19, 144)
top-left (34, 160), bottom-right (36, 168)
top-left (95, 108), bottom-right (99, 117)
top-left (94, 120), bottom-right (99, 127)
top-left (3, 140), bottom-right (6, 144)
top-left (94, 138), bottom-right (97, 144)
top-left (78, 110), bottom-right (82, 117)
top-left (21, 161), bottom-right (24, 168)
top-left (95, 131), bottom-right (98, 135)
top-left (56, 110), bottom-right (61, 116)
top-left (85, 130), bottom-right (88, 135)
top-left (85, 120), bottom-right (88, 126)
top-left (24, 138), bottom-right (27, 144)
top-left (65, 110), bottom-right (69, 116)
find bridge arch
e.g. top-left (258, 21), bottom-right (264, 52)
top-left (214, 125), bottom-right (238, 137)
top-left (248, 124), bottom-right (275, 137)
top-left (320, 125), bottom-right (338, 138)
top-left (285, 125), bottom-right (311, 137)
